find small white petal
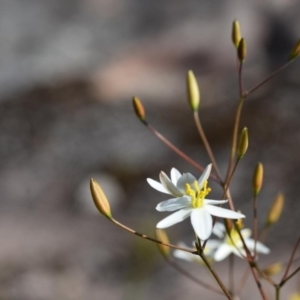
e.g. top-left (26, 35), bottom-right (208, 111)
top-left (173, 250), bottom-right (197, 262)
top-left (206, 239), bottom-right (222, 250)
top-left (147, 178), bottom-right (170, 194)
top-left (204, 205), bottom-right (245, 219)
top-left (191, 208), bottom-right (213, 240)
top-left (245, 239), bottom-right (270, 254)
top-left (160, 171), bottom-right (183, 197)
top-left (176, 173), bottom-right (198, 192)
top-left (241, 229), bottom-right (252, 240)
top-left (156, 197), bottom-right (191, 212)
top-left (214, 244), bottom-right (233, 261)
top-left (198, 164), bottom-right (212, 189)
top-left (205, 199), bottom-right (228, 205)
top-left (170, 168), bottom-right (182, 185)
top-left (212, 222), bottom-right (226, 238)
top-left (156, 208), bottom-right (192, 228)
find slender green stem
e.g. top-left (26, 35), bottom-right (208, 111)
top-left (111, 218), bottom-right (196, 253)
top-left (275, 285), bottom-right (280, 300)
top-left (145, 123), bottom-right (221, 183)
top-left (193, 112), bottom-right (223, 182)
top-left (164, 257), bottom-right (223, 295)
top-left (238, 61), bottom-right (244, 98)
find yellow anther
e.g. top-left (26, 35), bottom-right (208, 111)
top-left (226, 230), bottom-right (240, 246)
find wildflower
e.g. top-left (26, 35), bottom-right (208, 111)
top-left (147, 164), bottom-right (245, 240)
top-left (212, 222), bottom-right (270, 261)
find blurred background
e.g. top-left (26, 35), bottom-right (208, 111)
top-left (0, 0), bottom-right (300, 299)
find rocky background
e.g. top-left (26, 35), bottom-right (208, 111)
top-left (0, 0), bottom-right (300, 299)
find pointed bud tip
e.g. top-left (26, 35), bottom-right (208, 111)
top-left (288, 39), bottom-right (300, 61)
top-left (90, 178), bottom-right (112, 219)
top-left (232, 20), bottom-right (242, 48)
top-left (186, 70), bottom-right (200, 112)
top-left (238, 38), bottom-right (247, 62)
top-left (266, 193), bottom-right (284, 226)
top-left (132, 96), bottom-right (146, 121)
top-left (253, 162), bottom-right (263, 196)
top-left (237, 127), bottom-right (248, 158)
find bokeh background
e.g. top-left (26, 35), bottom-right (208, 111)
top-left (0, 1), bottom-right (300, 299)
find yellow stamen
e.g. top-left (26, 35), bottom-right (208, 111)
top-left (226, 230), bottom-right (241, 246)
top-left (185, 180), bottom-right (211, 208)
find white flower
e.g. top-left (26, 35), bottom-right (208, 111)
top-left (212, 223), bottom-right (270, 261)
top-left (147, 164), bottom-right (245, 240)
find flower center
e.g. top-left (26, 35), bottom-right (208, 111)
top-left (185, 180), bottom-right (211, 208)
top-left (226, 230), bottom-right (241, 246)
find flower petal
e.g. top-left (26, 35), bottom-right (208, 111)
top-left (241, 228), bottom-right (252, 240)
top-left (206, 239), bottom-right (222, 250)
top-left (214, 244), bottom-right (233, 261)
top-left (190, 208), bottom-right (213, 240)
top-left (156, 208), bottom-right (192, 228)
top-left (212, 222), bottom-right (226, 238)
top-left (244, 239), bottom-right (270, 254)
top-left (176, 173), bottom-right (197, 192)
top-left (171, 168), bottom-right (182, 185)
top-left (204, 205), bottom-right (245, 219)
top-left (198, 164), bottom-right (212, 189)
top-left (160, 171), bottom-right (183, 197)
top-left (156, 196), bottom-right (191, 212)
top-left (147, 178), bottom-right (170, 194)
top-left (205, 199), bottom-right (228, 205)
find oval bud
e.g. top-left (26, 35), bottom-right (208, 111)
top-left (186, 70), bottom-right (200, 111)
top-left (288, 39), bottom-right (300, 61)
top-left (238, 38), bottom-right (247, 62)
top-left (262, 262), bottom-right (282, 276)
top-left (132, 96), bottom-right (146, 121)
top-left (237, 127), bottom-right (248, 158)
top-left (155, 229), bottom-right (170, 257)
top-left (232, 20), bottom-right (242, 48)
top-left (252, 163), bottom-right (263, 196)
top-left (266, 193), bottom-right (284, 227)
top-left (90, 178), bottom-right (112, 219)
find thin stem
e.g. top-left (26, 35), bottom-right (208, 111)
top-left (244, 60), bottom-right (293, 98)
top-left (275, 285), bottom-right (280, 300)
top-left (224, 97), bottom-right (245, 187)
top-left (280, 265), bottom-right (300, 286)
top-left (195, 239), bottom-right (233, 300)
top-left (229, 254), bottom-right (235, 295)
top-left (164, 257), bottom-right (224, 295)
top-left (145, 122), bottom-right (221, 183)
top-left (111, 218), bottom-right (196, 254)
top-left (281, 237), bottom-right (300, 282)
top-left (193, 112), bottom-right (223, 182)
top-left (238, 61), bottom-right (244, 98)
top-left (253, 195), bottom-right (258, 257)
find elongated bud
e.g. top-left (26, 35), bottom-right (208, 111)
top-left (288, 39), bottom-right (300, 61)
top-left (232, 20), bottom-right (242, 48)
top-left (186, 70), bottom-right (200, 111)
top-left (266, 193), bottom-right (284, 227)
top-left (224, 218), bottom-right (233, 234)
top-left (155, 229), bottom-right (170, 257)
top-left (262, 262), bottom-right (282, 276)
top-left (235, 211), bottom-right (245, 230)
top-left (132, 96), bottom-right (146, 121)
top-left (238, 38), bottom-right (247, 62)
top-left (90, 178), bottom-right (112, 219)
top-left (237, 127), bottom-right (248, 158)
top-left (252, 163), bottom-right (263, 196)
